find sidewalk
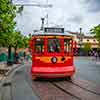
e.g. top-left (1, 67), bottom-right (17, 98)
top-left (0, 62), bottom-right (8, 81)
top-left (0, 64), bottom-right (38, 100)
top-left (0, 62), bottom-right (20, 81)
top-left (0, 63), bottom-right (22, 100)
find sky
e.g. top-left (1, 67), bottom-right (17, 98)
top-left (13, 0), bottom-right (100, 35)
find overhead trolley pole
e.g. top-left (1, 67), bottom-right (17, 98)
top-left (12, 0), bottom-right (52, 30)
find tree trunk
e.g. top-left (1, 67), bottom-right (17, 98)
top-left (8, 46), bottom-right (11, 59)
top-left (7, 46), bottom-right (13, 66)
top-left (14, 45), bottom-right (17, 64)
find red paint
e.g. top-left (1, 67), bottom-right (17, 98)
top-left (29, 35), bottom-right (75, 78)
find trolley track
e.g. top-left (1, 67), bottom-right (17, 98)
top-left (26, 78), bottom-right (100, 100)
top-left (69, 79), bottom-right (100, 95)
top-left (25, 67), bottom-right (79, 100)
top-left (25, 66), bottom-right (100, 100)
top-left (25, 77), bottom-right (78, 100)
top-left (51, 79), bottom-right (100, 100)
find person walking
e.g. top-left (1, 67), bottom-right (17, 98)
top-left (94, 52), bottom-right (98, 60)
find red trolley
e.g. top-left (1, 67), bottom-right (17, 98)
top-left (29, 28), bottom-right (76, 80)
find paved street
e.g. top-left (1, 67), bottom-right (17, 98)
top-left (1, 57), bottom-right (100, 100)
top-left (12, 66), bottom-right (39, 100)
top-left (74, 57), bottom-right (100, 85)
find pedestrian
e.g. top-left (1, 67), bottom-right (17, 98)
top-left (20, 57), bottom-right (24, 64)
top-left (98, 52), bottom-right (100, 60)
top-left (23, 51), bottom-right (26, 60)
top-left (94, 52), bottom-right (98, 60)
top-left (15, 52), bottom-right (20, 64)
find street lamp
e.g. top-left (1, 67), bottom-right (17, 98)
top-left (79, 27), bottom-right (83, 55)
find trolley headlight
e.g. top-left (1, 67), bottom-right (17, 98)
top-left (51, 57), bottom-right (57, 63)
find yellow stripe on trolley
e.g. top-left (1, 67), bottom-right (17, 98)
top-left (35, 56), bottom-right (71, 63)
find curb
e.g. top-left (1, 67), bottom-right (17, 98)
top-left (0, 64), bottom-right (30, 88)
top-left (0, 64), bottom-right (22, 88)
top-left (5, 64), bottom-right (21, 76)
top-left (0, 64), bottom-right (20, 80)
top-left (0, 64), bottom-right (23, 100)
top-left (0, 64), bottom-right (30, 100)
top-left (0, 62), bottom-right (8, 75)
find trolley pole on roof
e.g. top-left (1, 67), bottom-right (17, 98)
top-left (12, 0), bottom-right (52, 30)
top-left (41, 18), bottom-right (45, 31)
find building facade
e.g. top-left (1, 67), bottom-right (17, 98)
top-left (68, 31), bottom-right (99, 55)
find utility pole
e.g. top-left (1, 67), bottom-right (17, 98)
top-left (80, 27), bottom-right (82, 47)
top-left (79, 27), bottom-right (83, 55)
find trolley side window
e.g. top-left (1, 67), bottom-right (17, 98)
top-left (64, 39), bottom-right (72, 53)
top-left (48, 38), bottom-right (61, 53)
top-left (34, 38), bottom-right (44, 53)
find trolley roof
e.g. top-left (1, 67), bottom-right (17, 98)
top-left (32, 27), bottom-right (74, 38)
top-left (32, 32), bottom-right (71, 36)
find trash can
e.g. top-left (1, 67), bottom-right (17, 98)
top-left (0, 53), bottom-right (7, 62)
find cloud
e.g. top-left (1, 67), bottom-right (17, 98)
top-left (13, 0), bottom-right (100, 35)
top-left (67, 15), bottom-right (83, 24)
top-left (83, 0), bottom-right (100, 12)
top-left (15, 6), bottom-right (42, 35)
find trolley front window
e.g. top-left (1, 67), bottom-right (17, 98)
top-left (48, 38), bottom-right (61, 53)
top-left (64, 39), bottom-right (72, 53)
top-left (34, 38), bottom-right (44, 53)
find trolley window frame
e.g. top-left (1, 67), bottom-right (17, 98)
top-left (64, 38), bottom-right (73, 56)
top-left (47, 38), bottom-right (62, 53)
top-left (32, 35), bottom-right (73, 56)
top-left (33, 37), bottom-right (45, 55)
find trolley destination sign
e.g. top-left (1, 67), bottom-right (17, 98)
top-left (44, 27), bottom-right (64, 33)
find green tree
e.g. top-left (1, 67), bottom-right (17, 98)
top-left (0, 0), bottom-right (25, 65)
top-left (22, 34), bottom-right (32, 48)
top-left (0, 0), bottom-right (24, 64)
top-left (0, 0), bottom-right (17, 65)
top-left (83, 42), bottom-right (92, 55)
top-left (90, 25), bottom-right (100, 49)
top-left (12, 31), bottom-right (23, 62)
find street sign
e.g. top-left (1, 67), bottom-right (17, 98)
top-left (44, 27), bottom-right (64, 33)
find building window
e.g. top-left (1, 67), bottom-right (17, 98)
top-left (87, 39), bottom-right (89, 42)
top-left (93, 39), bottom-right (95, 42)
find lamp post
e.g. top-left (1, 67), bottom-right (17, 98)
top-left (79, 27), bottom-right (83, 55)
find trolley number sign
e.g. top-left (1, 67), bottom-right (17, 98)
top-left (44, 28), bottom-right (64, 33)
